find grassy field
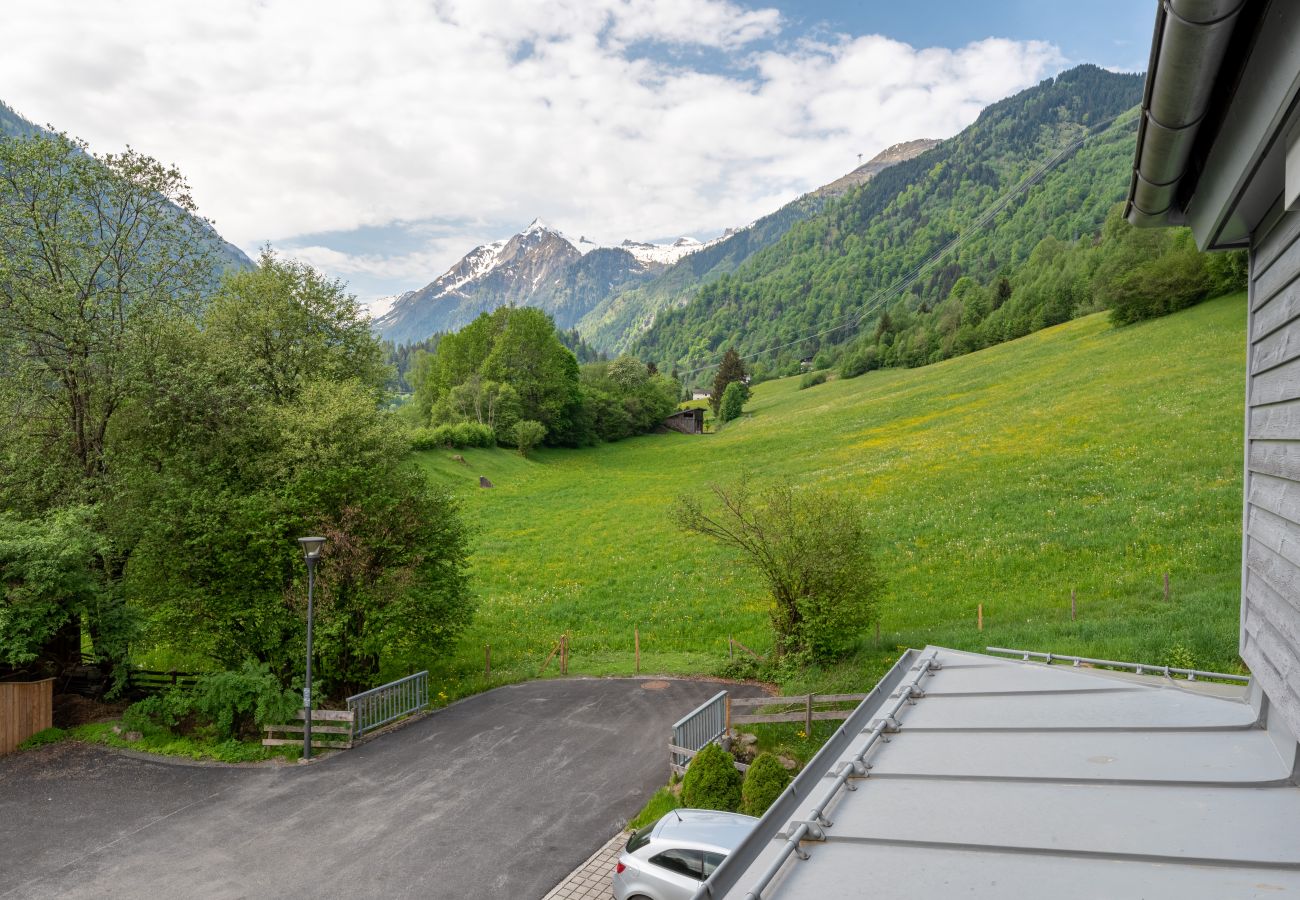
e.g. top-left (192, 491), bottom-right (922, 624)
top-left (412, 293), bottom-right (1248, 700)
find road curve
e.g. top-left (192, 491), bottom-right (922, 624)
top-left (0, 677), bottom-right (758, 900)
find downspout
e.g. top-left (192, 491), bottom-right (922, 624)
top-left (1126, 0), bottom-right (1248, 227)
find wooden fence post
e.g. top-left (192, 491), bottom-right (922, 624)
top-left (560, 634), bottom-right (568, 675)
top-left (1070, 588), bottom-right (1076, 621)
top-left (729, 635), bottom-right (734, 660)
top-left (485, 644), bottom-right (491, 680)
top-left (804, 693), bottom-right (813, 736)
top-left (978, 603), bottom-right (984, 632)
top-left (1164, 572), bottom-right (1170, 602)
top-left (635, 628), bottom-right (640, 675)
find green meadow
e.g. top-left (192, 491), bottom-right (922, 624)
top-left (414, 293), bottom-right (1248, 698)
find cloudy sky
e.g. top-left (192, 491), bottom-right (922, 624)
top-left (1, 0), bottom-right (1153, 308)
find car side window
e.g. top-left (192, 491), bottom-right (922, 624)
top-left (649, 848), bottom-right (704, 879)
top-left (702, 851), bottom-right (726, 877)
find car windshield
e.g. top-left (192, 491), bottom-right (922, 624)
top-left (626, 822), bottom-right (655, 854)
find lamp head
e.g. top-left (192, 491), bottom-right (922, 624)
top-left (297, 536), bottom-right (326, 561)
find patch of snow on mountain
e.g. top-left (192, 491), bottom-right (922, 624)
top-left (433, 239), bottom-right (507, 295)
top-left (618, 237), bottom-right (706, 266)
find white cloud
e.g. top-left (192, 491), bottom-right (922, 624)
top-left (0, 1), bottom-right (1064, 293)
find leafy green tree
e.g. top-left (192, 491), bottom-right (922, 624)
top-left (0, 506), bottom-right (110, 672)
top-left (0, 131), bottom-right (216, 512)
top-left (513, 420), bottom-right (546, 457)
top-left (674, 480), bottom-right (883, 661)
top-left (710, 348), bottom-right (748, 416)
top-left (205, 248), bottom-right (389, 403)
top-left (719, 381), bottom-right (746, 420)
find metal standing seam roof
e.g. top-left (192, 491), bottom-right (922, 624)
top-left (696, 647), bottom-right (1300, 900)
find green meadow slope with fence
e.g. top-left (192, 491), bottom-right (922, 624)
top-left (413, 293), bottom-right (1248, 700)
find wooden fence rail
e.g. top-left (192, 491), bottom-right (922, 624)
top-left (728, 692), bottom-right (869, 732)
top-left (1, 678), bottom-right (54, 755)
top-left (263, 708), bottom-right (355, 751)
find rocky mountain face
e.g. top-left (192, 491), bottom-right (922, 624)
top-left (811, 138), bottom-right (942, 198)
top-left (374, 219), bottom-right (716, 345)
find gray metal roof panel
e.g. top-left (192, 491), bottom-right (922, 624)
top-left (704, 647), bottom-right (1300, 900)
top-left (745, 843), bottom-right (1300, 899)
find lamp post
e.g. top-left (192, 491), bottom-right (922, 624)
top-left (297, 536), bottom-right (326, 760)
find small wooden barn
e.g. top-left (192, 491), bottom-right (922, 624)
top-left (663, 408), bottom-right (704, 434)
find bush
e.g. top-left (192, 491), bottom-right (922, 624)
top-left (408, 426), bottom-right (441, 451)
top-left (513, 419), bottom-right (546, 456)
top-left (452, 421), bottom-right (496, 448)
top-left (741, 752), bottom-right (791, 816)
top-left (122, 661), bottom-right (297, 740)
top-left (838, 347), bottom-right (879, 379)
top-left (18, 726), bottom-right (66, 750)
top-left (719, 381), bottom-right (746, 423)
top-left (122, 687), bottom-right (197, 734)
top-left (191, 660), bottom-right (299, 740)
top-left (431, 424), bottom-right (458, 447)
top-left (680, 741), bottom-right (742, 811)
top-left (798, 371), bottom-right (827, 390)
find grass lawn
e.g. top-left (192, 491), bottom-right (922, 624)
top-left (412, 294), bottom-right (1248, 700)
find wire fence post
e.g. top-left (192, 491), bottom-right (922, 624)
top-left (485, 644), bottom-right (491, 680)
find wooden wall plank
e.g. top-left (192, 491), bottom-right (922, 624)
top-left (1252, 314), bottom-right (1300, 374)
top-left (1250, 356), bottom-right (1300, 406)
top-left (1249, 439), bottom-right (1300, 480)
top-left (1254, 204), bottom-right (1300, 276)
top-left (1254, 234), bottom-right (1300, 311)
top-left (1248, 399), bottom-right (1300, 439)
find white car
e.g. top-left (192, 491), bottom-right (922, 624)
top-left (612, 809), bottom-right (758, 900)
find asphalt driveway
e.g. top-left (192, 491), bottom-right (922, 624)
top-left (0, 677), bottom-right (756, 899)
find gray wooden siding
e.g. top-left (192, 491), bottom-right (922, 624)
top-left (1245, 209), bottom-right (1300, 739)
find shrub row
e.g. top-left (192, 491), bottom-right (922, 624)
top-left (409, 422), bottom-right (497, 451)
top-left (680, 742), bottom-right (791, 817)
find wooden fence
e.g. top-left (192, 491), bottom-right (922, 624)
top-left (128, 669), bottom-right (201, 695)
top-left (728, 693), bottom-right (869, 734)
top-left (1, 678), bottom-right (54, 755)
top-left (263, 709), bottom-right (355, 751)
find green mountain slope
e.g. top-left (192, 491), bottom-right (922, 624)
top-left (411, 293), bottom-right (1246, 695)
top-left (0, 100), bottom-right (254, 273)
top-left (576, 140), bottom-right (939, 354)
top-left (632, 64), bottom-right (1144, 374)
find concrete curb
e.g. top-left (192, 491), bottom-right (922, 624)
top-left (541, 829), bottom-right (628, 900)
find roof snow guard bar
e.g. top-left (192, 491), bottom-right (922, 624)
top-left (985, 647), bottom-right (1249, 684)
top-left (727, 651), bottom-right (941, 900)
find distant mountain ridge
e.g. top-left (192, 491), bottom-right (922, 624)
top-left (0, 100), bottom-right (255, 274)
top-left (630, 65), bottom-right (1146, 373)
top-left (374, 140), bottom-right (936, 347)
top-left (373, 218), bottom-right (727, 345)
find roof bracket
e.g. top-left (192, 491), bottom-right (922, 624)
top-left (867, 716), bottom-right (899, 733)
top-left (790, 820), bottom-right (826, 842)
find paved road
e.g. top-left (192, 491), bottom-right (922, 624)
top-left (0, 677), bottom-right (754, 899)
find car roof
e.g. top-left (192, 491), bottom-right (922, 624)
top-left (650, 809), bottom-right (758, 853)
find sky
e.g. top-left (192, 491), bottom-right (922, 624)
top-left (0, 1), bottom-right (1154, 310)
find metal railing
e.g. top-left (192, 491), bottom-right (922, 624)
top-left (985, 647), bottom-right (1250, 683)
top-left (671, 690), bottom-right (727, 772)
top-left (347, 671), bottom-right (429, 737)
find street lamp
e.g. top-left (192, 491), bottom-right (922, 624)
top-left (297, 536), bottom-right (326, 760)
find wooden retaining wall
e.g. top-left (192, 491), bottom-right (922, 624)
top-left (1, 678), bottom-right (54, 755)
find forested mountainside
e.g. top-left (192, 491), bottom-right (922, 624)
top-left (630, 65), bottom-right (1145, 375)
top-left (575, 139), bottom-right (939, 353)
top-left (0, 101), bottom-right (254, 274)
